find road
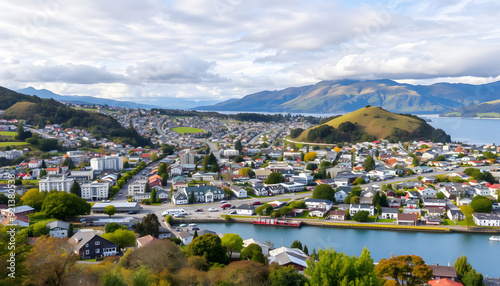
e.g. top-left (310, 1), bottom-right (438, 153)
top-left (25, 127), bottom-right (56, 139)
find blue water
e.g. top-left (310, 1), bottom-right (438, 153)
top-left (196, 222), bottom-right (500, 277)
top-left (423, 116), bottom-right (500, 145)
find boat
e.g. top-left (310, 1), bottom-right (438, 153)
top-left (188, 223), bottom-right (197, 227)
top-left (179, 224), bottom-right (187, 227)
top-left (253, 218), bottom-right (301, 227)
top-left (489, 236), bottom-right (500, 241)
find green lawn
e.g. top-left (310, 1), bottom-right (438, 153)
top-left (0, 142), bottom-right (29, 147)
top-left (443, 219), bottom-right (455, 225)
top-left (171, 127), bottom-right (205, 134)
top-left (456, 220), bottom-right (477, 227)
top-left (377, 219), bottom-right (395, 223)
top-left (27, 213), bottom-right (56, 225)
top-left (0, 179), bottom-right (39, 185)
top-left (0, 131), bottom-right (17, 137)
top-left (293, 211), bottom-right (310, 218)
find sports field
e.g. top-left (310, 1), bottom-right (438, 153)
top-left (171, 127), bottom-right (205, 134)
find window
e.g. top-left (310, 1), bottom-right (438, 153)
top-left (96, 249), bottom-right (100, 253)
top-left (85, 244), bottom-right (88, 247)
top-left (95, 241), bottom-right (100, 245)
top-left (85, 250), bottom-right (89, 255)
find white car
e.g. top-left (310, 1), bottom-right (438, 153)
top-left (208, 208), bottom-right (218, 212)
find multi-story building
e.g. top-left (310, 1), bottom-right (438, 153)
top-left (66, 150), bottom-right (89, 165)
top-left (128, 179), bottom-right (148, 196)
top-left (90, 156), bottom-right (123, 172)
top-left (81, 182), bottom-right (110, 201)
top-left (180, 150), bottom-right (196, 165)
top-left (39, 175), bottom-right (74, 192)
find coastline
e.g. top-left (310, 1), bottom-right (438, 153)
top-left (173, 217), bottom-right (500, 234)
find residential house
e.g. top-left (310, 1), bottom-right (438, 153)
top-left (158, 227), bottom-right (172, 239)
top-left (177, 231), bottom-right (193, 245)
top-left (231, 185), bottom-right (248, 198)
top-left (418, 187), bottom-right (437, 199)
top-left (397, 213), bottom-right (419, 225)
top-left (473, 213), bottom-right (500, 226)
top-left (243, 238), bottom-right (269, 255)
top-left (429, 264), bottom-right (458, 282)
top-left (268, 247), bottom-right (308, 272)
top-left (380, 207), bottom-right (399, 220)
top-left (136, 235), bottom-right (159, 248)
top-left (335, 190), bottom-right (348, 203)
top-left (446, 203), bottom-right (464, 221)
top-left (329, 210), bottom-right (346, 220)
top-left (236, 204), bottom-right (256, 215)
top-left (423, 199), bottom-right (447, 210)
top-left (69, 231), bottom-right (119, 259)
top-left (305, 199), bottom-right (333, 212)
top-left (0, 205), bottom-right (35, 217)
top-left (173, 185), bottom-right (224, 205)
top-left (388, 197), bottom-right (401, 208)
top-left (349, 204), bottom-right (375, 216)
top-left (1, 215), bottom-right (29, 227)
top-left (48, 221), bottom-right (69, 238)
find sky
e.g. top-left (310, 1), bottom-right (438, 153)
top-left (2, 0), bottom-right (500, 106)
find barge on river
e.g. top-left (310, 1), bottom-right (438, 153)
top-left (253, 218), bottom-right (301, 227)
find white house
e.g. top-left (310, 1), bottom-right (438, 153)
top-left (280, 182), bottom-right (305, 193)
top-left (349, 204), bottom-right (375, 216)
top-left (473, 213), bottom-right (500, 226)
top-left (243, 238), bottom-right (269, 255)
top-left (417, 187), bottom-right (437, 199)
top-left (177, 231), bottom-right (193, 245)
top-left (231, 185), bottom-right (248, 198)
top-left (236, 204), bottom-right (256, 215)
top-left (38, 175), bottom-right (74, 193)
top-left (305, 199), bottom-right (333, 211)
top-left (128, 180), bottom-right (148, 196)
top-left (334, 190), bottom-right (348, 203)
top-left (380, 207), bottom-right (399, 219)
top-left (48, 221), bottom-right (69, 238)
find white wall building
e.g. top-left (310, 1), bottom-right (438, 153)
top-left (90, 156), bottom-right (123, 172)
top-left (39, 175), bottom-right (74, 192)
top-left (81, 182), bottom-right (110, 201)
top-left (128, 180), bottom-right (148, 196)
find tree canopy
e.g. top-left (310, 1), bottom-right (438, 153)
top-left (102, 228), bottom-right (136, 250)
top-left (221, 233), bottom-right (244, 258)
top-left (21, 188), bottom-right (46, 211)
top-left (42, 191), bottom-right (91, 220)
top-left (133, 213), bottom-right (161, 238)
top-left (70, 180), bottom-right (81, 197)
top-left (240, 243), bottom-right (266, 264)
top-left (104, 205), bottom-right (117, 217)
top-left (363, 155), bottom-right (375, 172)
top-left (470, 195), bottom-right (492, 213)
top-left (185, 233), bottom-right (229, 265)
top-left (375, 255), bottom-right (433, 286)
top-left (265, 172), bottom-right (284, 184)
top-left (312, 184), bottom-right (335, 202)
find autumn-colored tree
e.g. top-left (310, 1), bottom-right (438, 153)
top-left (24, 236), bottom-right (78, 286)
top-left (127, 240), bottom-right (186, 275)
top-left (21, 188), bottom-right (46, 211)
top-left (304, 151), bottom-right (318, 162)
top-left (218, 260), bottom-right (269, 285)
top-left (375, 255), bottom-right (433, 286)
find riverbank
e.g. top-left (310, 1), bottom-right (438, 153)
top-left (173, 216), bottom-right (500, 234)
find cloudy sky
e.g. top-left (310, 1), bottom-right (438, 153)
top-left (2, 0), bottom-right (500, 106)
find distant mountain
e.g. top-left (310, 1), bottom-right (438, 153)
top-left (291, 106), bottom-right (451, 143)
top-left (1, 86), bottom-right (150, 147)
top-left (441, 99), bottom-right (500, 118)
top-left (197, 79), bottom-right (500, 114)
top-left (17, 87), bottom-right (221, 110)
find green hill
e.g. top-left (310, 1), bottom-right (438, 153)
top-left (441, 99), bottom-right (500, 118)
top-left (293, 106), bottom-right (451, 143)
top-left (0, 86), bottom-right (150, 147)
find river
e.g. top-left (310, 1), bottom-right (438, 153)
top-left (195, 222), bottom-right (500, 277)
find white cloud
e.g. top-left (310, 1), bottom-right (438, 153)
top-left (0, 0), bottom-right (499, 104)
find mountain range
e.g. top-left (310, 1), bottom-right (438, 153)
top-left (441, 99), bottom-right (500, 118)
top-left (17, 87), bottom-right (220, 110)
top-left (197, 79), bottom-right (500, 114)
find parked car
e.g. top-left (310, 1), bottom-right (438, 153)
top-left (230, 205), bottom-right (236, 209)
top-left (191, 227), bottom-right (200, 231)
top-left (229, 210), bottom-right (237, 214)
top-left (126, 210), bottom-right (138, 214)
top-left (220, 200), bottom-right (227, 204)
top-left (221, 204), bottom-right (231, 209)
top-left (251, 201), bottom-right (261, 206)
top-left (208, 208), bottom-right (218, 212)
top-left (173, 213), bottom-right (185, 218)
top-left (194, 208), bottom-right (203, 212)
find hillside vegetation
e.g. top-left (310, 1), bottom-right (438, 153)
top-left (441, 99), bottom-right (500, 118)
top-left (293, 106), bottom-right (451, 143)
top-left (0, 86), bottom-right (150, 147)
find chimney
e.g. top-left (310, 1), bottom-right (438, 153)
top-left (436, 263), bottom-right (439, 266)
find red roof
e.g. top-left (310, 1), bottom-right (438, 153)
top-left (428, 279), bottom-right (462, 286)
top-left (489, 184), bottom-right (500, 190)
top-left (140, 153), bottom-right (150, 158)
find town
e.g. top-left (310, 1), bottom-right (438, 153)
top-left (1, 105), bottom-right (500, 285)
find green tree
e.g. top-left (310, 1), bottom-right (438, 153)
top-left (436, 192), bottom-right (445, 199)
top-left (104, 205), bottom-right (117, 217)
top-left (240, 243), bottom-right (266, 264)
top-left (221, 233), bottom-right (244, 258)
top-left (42, 191), bottom-right (91, 220)
top-left (68, 223), bottom-right (74, 236)
top-left (363, 155), bottom-right (375, 172)
top-left (133, 213), bottom-right (160, 238)
top-left (305, 247), bottom-right (381, 286)
top-left (375, 255), bottom-right (433, 286)
top-left (269, 264), bottom-right (308, 286)
top-left (62, 157), bottom-right (76, 169)
top-left (185, 233), bottom-right (228, 265)
top-left (352, 210), bottom-right (369, 222)
top-left (39, 169), bottom-right (47, 178)
top-left (349, 195), bottom-right (360, 204)
top-left (435, 155), bottom-right (446, 161)
top-left (235, 140), bottom-right (243, 153)
top-left (70, 180), bottom-right (81, 197)
top-left (265, 172), bottom-right (284, 184)
top-left (192, 230), bottom-right (198, 240)
top-left (145, 182), bottom-right (150, 194)
top-left (412, 157), bottom-right (420, 167)
top-left (303, 245), bottom-right (309, 255)
top-left (102, 229), bottom-right (136, 250)
top-left (312, 184), bottom-right (335, 202)
top-left (460, 205), bottom-right (475, 230)
top-left (461, 269), bottom-right (483, 286)
top-left (300, 152), bottom-right (305, 161)
top-left (105, 222), bottom-right (127, 233)
top-left (353, 177), bottom-right (366, 185)
top-left (41, 160), bottom-right (47, 168)
top-left (150, 189), bottom-right (158, 203)
top-left (454, 255), bottom-right (473, 279)
top-left (290, 240), bottom-right (303, 250)
top-left (21, 188), bottom-right (46, 211)
top-left (255, 204), bottom-right (274, 216)
top-left (471, 195), bottom-right (492, 213)
top-left (189, 191), bottom-right (195, 204)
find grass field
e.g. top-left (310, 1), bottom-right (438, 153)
top-left (0, 131), bottom-right (17, 137)
top-left (171, 127), bottom-right (205, 134)
top-left (0, 142), bottom-right (29, 147)
top-left (73, 107), bottom-right (98, 112)
top-left (477, 112), bottom-right (500, 118)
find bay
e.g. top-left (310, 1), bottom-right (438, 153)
top-left (422, 116), bottom-right (500, 145)
top-left (196, 222), bottom-right (500, 277)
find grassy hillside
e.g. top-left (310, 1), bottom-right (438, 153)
top-left (294, 106), bottom-right (450, 143)
top-left (441, 99), bottom-right (500, 118)
top-left (0, 86), bottom-right (150, 147)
